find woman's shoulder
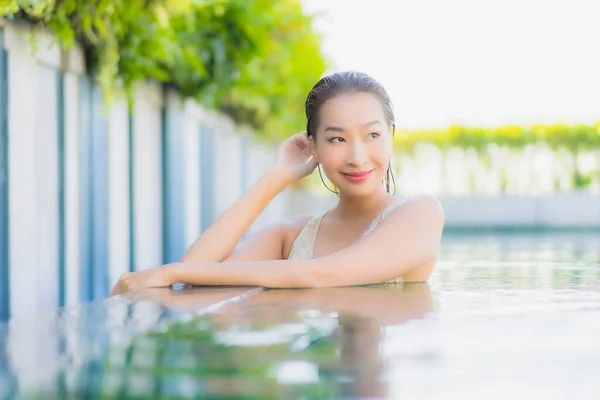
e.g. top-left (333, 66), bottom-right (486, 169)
top-left (383, 194), bottom-right (445, 227)
top-left (395, 194), bottom-right (443, 213)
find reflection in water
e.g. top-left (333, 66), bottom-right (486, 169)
top-left (105, 284), bottom-right (436, 399)
top-left (0, 284), bottom-right (436, 399)
top-left (208, 284), bottom-right (437, 399)
top-left (0, 232), bottom-right (599, 399)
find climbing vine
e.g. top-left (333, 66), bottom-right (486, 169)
top-left (0, 0), bottom-right (328, 139)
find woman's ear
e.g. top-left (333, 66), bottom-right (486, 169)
top-left (309, 135), bottom-right (320, 163)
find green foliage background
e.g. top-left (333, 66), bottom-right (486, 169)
top-left (393, 122), bottom-right (600, 190)
top-left (0, 0), bottom-right (328, 140)
top-left (395, 122), bottom-right (600, 154)
top-left (1, 1), bottom-right (598, 152)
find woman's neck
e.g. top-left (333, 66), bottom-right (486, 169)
top-left (332, 189), bottom-right (394, 221)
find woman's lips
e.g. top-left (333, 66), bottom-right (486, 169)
top-left (341, 169), bottom-right (374, 183)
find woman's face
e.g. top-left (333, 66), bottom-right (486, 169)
top-left (310, 92), bottom-right (393, 197)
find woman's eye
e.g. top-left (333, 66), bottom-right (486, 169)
top-left (328, 137), bottom-right (344, 143)
top-left (368, 132), bottom-right (380, 139)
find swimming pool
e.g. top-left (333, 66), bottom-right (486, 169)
top-left (1, 230), bottom-right (599, 399)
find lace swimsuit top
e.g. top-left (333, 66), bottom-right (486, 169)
top-left (287, 197), bottom-right (405, 261)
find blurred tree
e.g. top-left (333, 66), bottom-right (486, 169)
top-left (0, 0), bottom-right (328, 140)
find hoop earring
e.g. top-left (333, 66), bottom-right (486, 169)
top-left (387, 124), bottom-right (397, 195)
top-left (318, 164), bottom-right (339, 196)
top-left (384, 163), bottom-right (397, 195)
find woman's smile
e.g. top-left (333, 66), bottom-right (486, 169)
top-left (341, 169), bottom-right (375, 183)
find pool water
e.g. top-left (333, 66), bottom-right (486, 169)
top-left (1, 231), bottom-right (600, 399)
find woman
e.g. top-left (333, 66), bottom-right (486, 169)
top-left (110, 71), bottom-right (444, 296)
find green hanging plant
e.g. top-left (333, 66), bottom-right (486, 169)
top-left (0, 0), bottom-right (328, 139)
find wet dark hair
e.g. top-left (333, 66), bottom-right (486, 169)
top-left (305, 71), bottom-right (395, 138)
top-left (304, 71), bottom-right (397, 195)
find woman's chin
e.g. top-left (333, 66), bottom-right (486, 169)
top-left (335, 182), bottom-right (385, 198)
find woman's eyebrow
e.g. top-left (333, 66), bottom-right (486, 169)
top-left (363, 120), bottom-right (382, 127)
top-left (324, 125), bottom-right (345, 133)
top-left (324, 120), bottom-right (381, 133)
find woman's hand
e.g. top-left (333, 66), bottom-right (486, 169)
top-left (109, 265), bottom-right (173, 296)
top-left (271, 132), bottom-right (317, 184)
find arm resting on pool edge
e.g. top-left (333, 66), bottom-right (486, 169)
top-left (109, 195), bottom-right (444, 295)
top-left (168, 194), bottom-right (445, 287)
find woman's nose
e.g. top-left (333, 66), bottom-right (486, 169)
top-left (347, 141), bottom-right (368, 166)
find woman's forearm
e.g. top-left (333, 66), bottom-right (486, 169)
top-left (180, 168), bottom-right (290, 263)
top-left (167, 259), bottom-right (316, 288)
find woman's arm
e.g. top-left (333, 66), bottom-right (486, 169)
top-left (180, 169), bottom-right (287, 263)
top-left (109, 195), bottom-right (444, 295)
top-left (169, 194), bottom-right (444, 287)
top-left (180, 133), bottom-right (316, 264)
